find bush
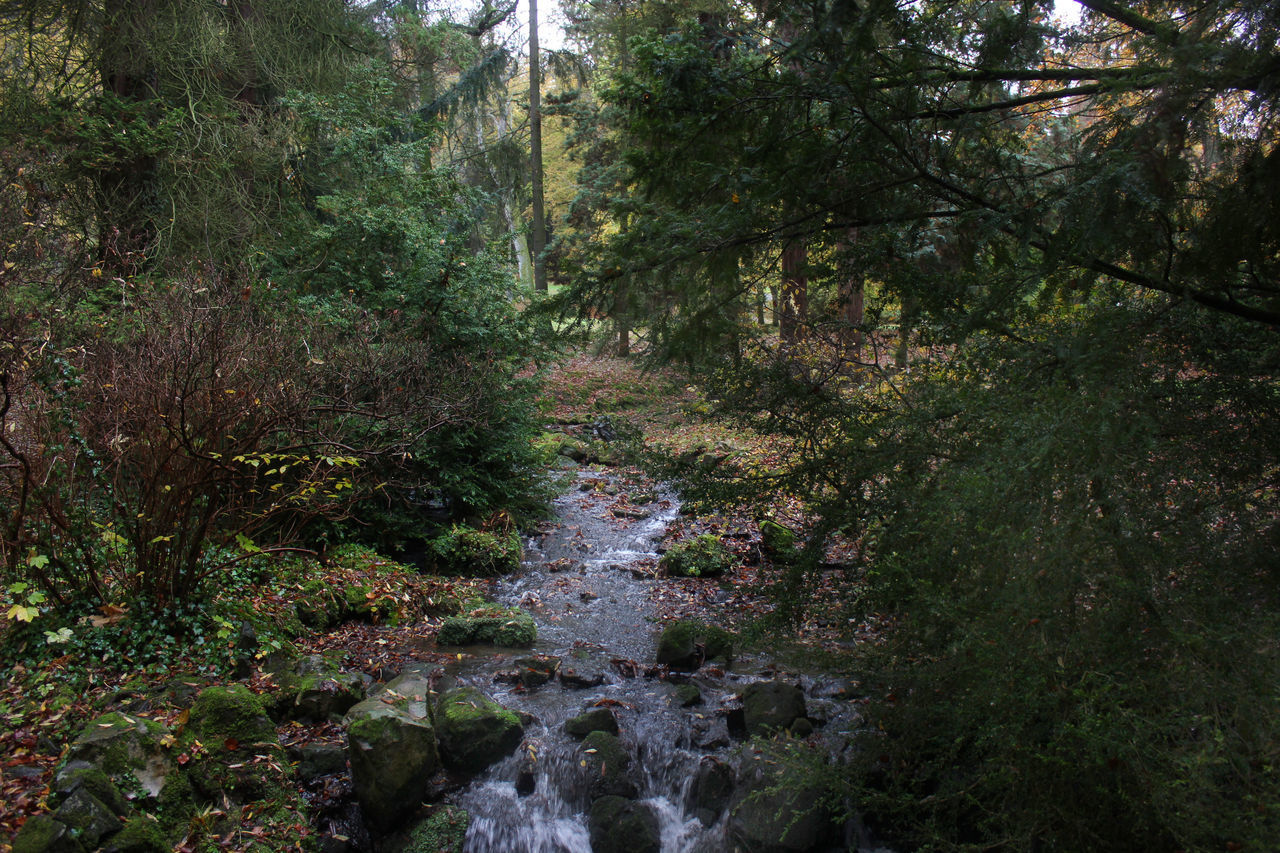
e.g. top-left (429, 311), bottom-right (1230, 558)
top-left (427, 526), bottom-right (522, 577)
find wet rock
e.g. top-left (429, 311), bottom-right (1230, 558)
top-left (588, 796), bottom-right (661, 853)
top-left (63, 712), bottom-right (173, 800)
top-left (435, 687), bottom-right (524, 774)
top-left (610, 506), bottom-right (651, 520)
top-left (558, 668), bottom-right (606, 689)
top-left (691, 716), bottom-right (731, 751)
top-left (579, 731), bottom-right (636, 799)
top-left (673, 683), bottom-right (703, 707)
top-left (10, 814), bottom-right (85, 853)
top-left (687, 756), bottom-right (735, 825)
top-left (514, 655), bottom-right (561, 688)
top-left (564, 707), bottom-right (619, 739)
top-left (742, 680), bottom-right (807, 737)
top-left (655, 620), bottom-right (735, 671)
top-left (345, 693), bottom-right (440, 830)
top-left (729, 743), bottom-right (837, 852)
top-left (436, 608), bottom-right (536, 647)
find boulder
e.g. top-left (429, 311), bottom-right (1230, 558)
top-left (728, 743), bottom-right (837, 852)
top-left (655, 620), bottom-right (735, 670)
top-left (564, 707), bottom-right (618, 739)
top-left (269, 654), bottom-right (366, 722)
top-left (102, 815), bottom-right (167, 853)
top-left (51, 764), bottom-right (129, 817)
top-left (588, 796), bottom-right (661, 853)
top-left (345, 692), bottom-right (441, 830)
top-left (673, 683), bottom-right (703, 707)
top-left (658, 534), bottom-right (733, 578)
top-left (558, 668), bottom-right (605, 689)
top-left (435, 687), bottom-right (523, 774)
top-left (51, 788), bottom-right (118, 850)
top-left (687, 756), bottom-right (735, 826)
top-left (63, 712), bottom-right (173, 800)
top-left (436, 608), bottom-right (536, 647)
top-left (742, 681), bottom-right (807, 737)
top-left (758, 519), bottom-right (799, 562)
top-left (514, 655), bottom-right (561, 689)
top-left (289, 743), bottom-right (349, 780)
top-left (579, 731), bottom-right (636, 799)
top-left (187, 684), bottom-right (277, 748)
top-left (10, 815), bottom-right (85, 853)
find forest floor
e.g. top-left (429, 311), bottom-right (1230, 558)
top-left (0, 350), bottom-right (867, 851)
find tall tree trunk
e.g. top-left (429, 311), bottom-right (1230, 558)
top-left (779, 239), bottom-right (807, 344)
top-left (839, 228), bottom-right (864, 353)
top-left (529, 0), bottom-right (548, 292)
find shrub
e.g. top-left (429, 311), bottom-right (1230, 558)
top-left (659, 534), bottom-right (733, 578)
top-left (427, 525), bottom-right (522, 577)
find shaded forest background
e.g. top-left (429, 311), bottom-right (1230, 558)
top-left (3, 0), bottom-right (1279, 850)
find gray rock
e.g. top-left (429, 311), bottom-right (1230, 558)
top-left (742, 680), bottom-right (807, 737)
top-left (435, 687), bottom-right (523, 774)
top-left (655, 620), bottom-right (735, 670)
top-left (687, 756), bottom-right (735, 825)
top-left (52, 787), bottom-right (119, 849)
top-left (289, 743), bottom-right (348, 780)
top-left (270, 654), bottom-right (366, 722)
top-left (579, 731), bottom-right (636, 799)
top-left (588, 796), bottom-right (661, 853)
top-left (558, 668), bottom-right (605, 689)
top-left (64, 712), bottom-right (173, 800)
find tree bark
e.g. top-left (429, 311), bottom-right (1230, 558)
top-left (779, 239), bottom-right (807, 344)
top-left (529, 0), bottom-right (547, 292)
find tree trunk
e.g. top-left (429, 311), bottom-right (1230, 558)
top-left (529, 0), bottom-right (548, 292)
top-left (839, 228), bottom-right (865, 353)
top-left (779, 239), bottom-right (808, 344)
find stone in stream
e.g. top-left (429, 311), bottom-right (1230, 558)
top-left (564, 707), bottom-right (619, 739)
top-left (558, 667), bottom-right (606, 689)
top-left (729, 741), bottom-right (838, 852)
top-left (436, 607), bottom-right (536, 647)
top-left (741, 680), bottom-right (808, 737)
top-left (344, 675), bottom-right (441, 830)
top-left (434, 687), bottom-right (524, 774)
top-left (687, 756), bottom-right (735, 826)
top-left (579, 730), bottom-right (637, 799)
top-left (513, 655), bottom-right (561, 688)
top-left (588, 796), bottom-right (661, 853)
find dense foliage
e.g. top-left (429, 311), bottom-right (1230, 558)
top-left (0, 1), bottom-right (547, 628)
top-left (561, 0), bottom-right (1280, 849)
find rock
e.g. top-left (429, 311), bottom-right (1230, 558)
top-left (52, 764), bottom-right (129, 817)
top-left (269, 654), bottom-right (366, 722)
top-left (401, 805), bottom-right (470, 853)
top-left (52, 788), bottom-right (118, 850)
top-left (742, 681), bottom-right (807, 738)
top-left (558, 668), bottom-right (605, 689)
top-left (673, 683), bottom-right (703, 707)
top-left (64, 712), bottom-right (173, 800)
top-left (758, 519), bottom-right (799, 562)
top-left (102, 815), bottom-right (167, 853)
top-left (436, 608), bottom-right (536, 647)
top-left (588, 796), bottom-right (661, 853)
top-left (10, 815), bottom-right (85, 853)
top-left (655, 620), bottom-right (735, 670)
top-left (579, 731), bottom-right (636, 799)
top-left (564, 708), bottom-right (619, 739)
top-left (289, 743), bottom-right (348, 780)
top-left (187, 684), bottom-right (277, 747)
top-left (790, 717), bottom-right (815, 737)
top-left (345, 694), bottom-right (441, 830)
top-left (658, 534), bottom-right (733, 578)
top-left (435, 687), bottom-right (523, 774)
top-left (610, 506), bottom-right (651, 520)
top-left (514, 655), bottom-right (561, 689)
top-left (729, 742), bottom-right (837, 852)
top-left (687, 756), bottom-right (735, 825)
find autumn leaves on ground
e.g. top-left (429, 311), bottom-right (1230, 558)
top-left (0, 353), bottom-right (859, 852)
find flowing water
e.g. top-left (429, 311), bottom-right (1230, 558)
top-left (440, 468), bottom-right (863, 853)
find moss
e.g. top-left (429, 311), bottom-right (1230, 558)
top-left (54, 765), bottom-right (128, 816)
top-left (187, 684), bottom-right (276, 747)
top-left (156, 769), bottom-right (196, 835)
top-left (428, 525), bottom-right (522, 577)
top-left (110, 815), bottom-right (168, 853)
top-left (405, 805), bottom-right (470, 853)
top-left (656, 620), bottom-right (735, 668)
top-left (11, 815), bottom-right (84, 853)
top-left (659, 534), bottom-right (733, 578)
top-left (436, 607), bottom-right (536, 647)
top-left (436, 687), bottom-right (523, 773)
top-left (759, 519), bottom-right (799, 562)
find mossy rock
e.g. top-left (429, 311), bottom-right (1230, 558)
top-left (296, 579), bottom-right (346, 630)
top-left (729, 741), bottom-right (837, 851)
top-left (741, 680), bottom-right (807, 738)
top-left (11, 815), bottom-right (85, 853)
top-left (64, 712), bottom-right (173, 800)
top-left (269, 654), bottom-right (366, 721)
top-left (52, 764), bottom-right (129, 817)
top-left (655, 620), bottom-right (735, 670)
top-left (579, 730), bottom-right (636, 799)
top-left (345, 697), bottom-right (441, 830)
top-left (588, 796), bottom-right (661, 853)
top-left (759, 519), bottom-right (800, 562)
top-left (105, 814), bottom-right (168, 853)
top-left (403, 805), bottom-right (471, 853)
top-left (52, 788), bottom-right (118, 850)
top-left (673, 683), bottom-right (703, 707)
top-left (436, 607), bottom-right (536, 647)
top-left (564, 707), bottom-right (619, 739)
top-left (427, 525), bottom-right (522, 577)
top-left (435, 687), bottom-right (523, 774)
top-left (659, 534), bottom-right (733, 578)
top-left (187, 684), bottom-right (277, 747)
top-left (344, 585), bottom-right (400, 624)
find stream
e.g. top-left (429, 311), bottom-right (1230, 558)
top-left (438, 468), bottom-right (867, 853)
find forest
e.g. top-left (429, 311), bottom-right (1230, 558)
top-left (1, 0), bottom-right (1278, 851)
